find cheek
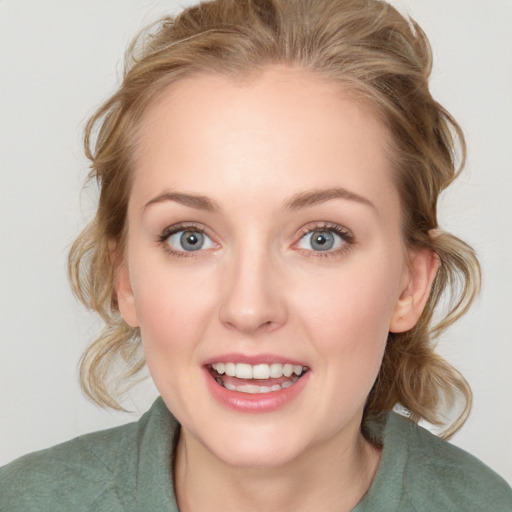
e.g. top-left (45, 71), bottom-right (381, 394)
top-left (290, 260), bottom-right (401, 421)
top-left (131, 257), bottom-right (219, 361)
top-left (293, 255), bottom-right (403, 370)
top-left (298, 259), bottom-right (400, 333)
top-left (131, 260), bottom-right (224, 408)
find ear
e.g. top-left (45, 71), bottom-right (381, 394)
top-left (111, 245), bottom-right (140, 328)
top-left (389, 248), bottom-right (439, 333)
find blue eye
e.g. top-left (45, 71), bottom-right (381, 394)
top-left (166, 230), bottom-right (215, 252)
top-left (298, 230), bottom-right (346, 252)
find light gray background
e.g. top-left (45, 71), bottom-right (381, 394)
top-left (1, 0), bottom-right (511, 483)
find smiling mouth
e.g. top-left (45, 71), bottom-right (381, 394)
top-left (208, 362), bottom-right (309, 394)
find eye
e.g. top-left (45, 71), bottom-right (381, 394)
top-left (165, 229), bottom-right (215, 252)
top-left (297, 225), bottom-right (352, 253)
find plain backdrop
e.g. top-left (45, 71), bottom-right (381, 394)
top-left (1, 0), bottom-right (511, 483)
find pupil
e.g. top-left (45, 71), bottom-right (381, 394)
top-left (311, 231), bottom-right (334, 251)
top-left (180, 231), bottom-right (204, 251)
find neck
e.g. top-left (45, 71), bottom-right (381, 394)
top-left (174, 418), bottom-right (381, 512)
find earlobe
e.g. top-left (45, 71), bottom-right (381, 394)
top-left (113, 254), bottom-right (140, 328)
top-left (389, 249), bottom-right (439, 333)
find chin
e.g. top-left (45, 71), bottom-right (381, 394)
top-left (196, 407), bottom-right (329, 468)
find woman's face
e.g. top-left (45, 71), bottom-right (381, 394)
top-left (117, 66), bottom-right (425, 467)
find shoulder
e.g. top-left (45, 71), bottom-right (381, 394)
top-left (389, 413), bottom-right (512, 511)
top-left (0, 419), bottom-right (138, 512)
top-left (0, 397), bottom-right (179, 512)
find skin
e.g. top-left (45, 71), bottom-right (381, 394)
top-left (115, 66), bottom-right (437, 512)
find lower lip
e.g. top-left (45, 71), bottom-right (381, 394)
top-left (203, 368), bottom-right (311, 413)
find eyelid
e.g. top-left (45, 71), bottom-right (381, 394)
top-left (296, 222), bottom-right (354, 240)
top-left (157, 222), bottom-right (220, 256)
top-left (157, 221), bottom-right (354, 258)
top-left (158, 222), bottom-right (208, 240)
top-left (294, 222), bottom-right (355, 257)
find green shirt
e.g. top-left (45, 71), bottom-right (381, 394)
top-left (1, 397), bottom-right (510, 511)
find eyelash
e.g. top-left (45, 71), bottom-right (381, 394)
top-left (295, 222), bottom-right (355, 258)
top-left (157, 221), bottom-right (355, 258)
top-left (157, 222), bottom-right (213, 258)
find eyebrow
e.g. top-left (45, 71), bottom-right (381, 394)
top-left (144, 191), bottom-right (221, 212)
top-left (283, 187), bottom-right (375, 211)
top-left (144, 187), bottom-right (375, 213)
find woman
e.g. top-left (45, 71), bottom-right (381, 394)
top-left (1, 0), bottom-right (510, 510)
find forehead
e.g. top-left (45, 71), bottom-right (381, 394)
top-left (132, 66), bottom-right (397, 212)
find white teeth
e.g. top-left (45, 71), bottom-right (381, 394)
top-left (283, 364), bottom-right (294, 377)
top-left (235, 363), bottom-right (253, 379)
top-left (212, 362), bottom-right (306, 380)
top-left (269, 363), bottom-right (283, 378)
top-left (225, 362), bottom-right (236, 377)
top-left (252, 364), bottom-right (270, 379)
top-left (211, 362), bottom-right (306, 394)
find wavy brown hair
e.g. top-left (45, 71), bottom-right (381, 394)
top-left (69, 0), bottom-right (480, 437)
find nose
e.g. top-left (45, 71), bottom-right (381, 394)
top-left (218, 245), bottom-right (288, 335)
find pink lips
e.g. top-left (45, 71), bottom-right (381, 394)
top-left (202, 354), bottom-right (311, 413)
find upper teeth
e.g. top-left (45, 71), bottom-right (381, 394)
top-left (211, 362), bottom-right (305, 379)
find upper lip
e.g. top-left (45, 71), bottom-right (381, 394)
top-left (202, 353), bottom-right (309, 367)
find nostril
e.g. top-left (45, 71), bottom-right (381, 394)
top-left (220, 307), bottom-right (284, 334)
